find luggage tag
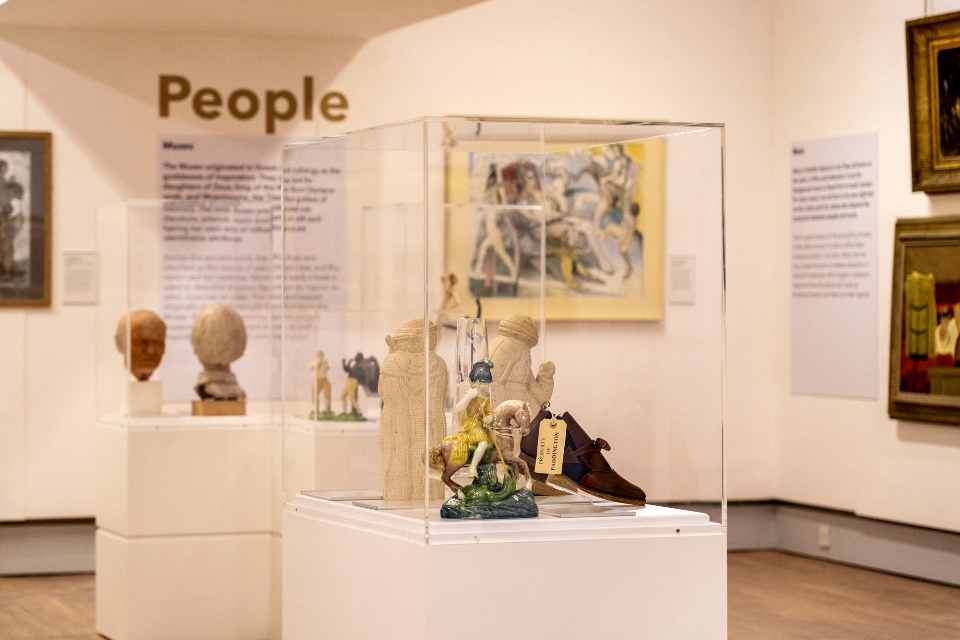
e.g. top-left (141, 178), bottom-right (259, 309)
top-left (535, 414), bottom-right (567, 475)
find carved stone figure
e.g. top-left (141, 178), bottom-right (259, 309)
top-left (191, 303), bottom-right (247, 401)
top-left (489, 312), bottom-right (555, 410)
top-left (378, 318), bottom-right (446, 501)
top-left (114, 310), bottom-right (166, 381)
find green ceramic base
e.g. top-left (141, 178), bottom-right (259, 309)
top-left (440, 464), bottom-right (538, 519)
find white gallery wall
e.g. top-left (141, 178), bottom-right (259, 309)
top-left (333, 0), bottom-right (780, 502)
top-left (770, 0), bottom-right (960, 532)
top-left (1, 0), bottom-right (956, 533)
top-left (0, 27), bottom-right (364, 519)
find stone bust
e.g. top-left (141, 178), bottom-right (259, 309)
top-left (114, 309), bottom-right (166, 382)
top-left (191, 303), bottom-right (247, 401)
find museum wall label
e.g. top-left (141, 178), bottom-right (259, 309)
top-left (158, 75), bottom-right (349, 134)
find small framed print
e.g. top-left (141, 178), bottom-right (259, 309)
top-left (0, 131), bottom-right (52, 306)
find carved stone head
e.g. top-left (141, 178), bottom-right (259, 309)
top-left (115, 309), bottom-right (166, 381)
top-left (191, 303), bottom-right (247, 367)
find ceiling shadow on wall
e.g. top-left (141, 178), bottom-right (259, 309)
top-left (0, 25), bottom-right (365, 194)
top-left (897, 419), bottom-right (960, 448)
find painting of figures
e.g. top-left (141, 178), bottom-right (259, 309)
top-left (0, 132), bottom-right (50, 307)
top-left (890, 215), bottom-right (960, 425)
top-left (447, 139), bottom-right (664, 320)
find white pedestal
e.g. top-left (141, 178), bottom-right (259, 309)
top-left (96, 529), bottom-right (271, 640)
top-left (283, 417), bottom-right (380, 496)
top-left (283, 495), bottom-right (727, 640)
top-left (96, 414), bottom-right (276, 640)
top-left (124, 380), bottom-right (162, 417)
top-left (97, 414), bottom-right (272, 536)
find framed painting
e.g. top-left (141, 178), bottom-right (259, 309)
top-left (0, 131), bottom-right (52, 306)
top-left (889, 215), bottom-right (960, 425)
top-left (445, 138), bottom-right (664, 320)
top-left (906, 11), bottom-right (960, 192)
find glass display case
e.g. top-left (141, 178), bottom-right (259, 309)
top-left (93, 198), bottom-right (278, 640)
top-left (95, 198), bottom-right (275, 420)
top-left (279, 117), bottom-right (725, 536)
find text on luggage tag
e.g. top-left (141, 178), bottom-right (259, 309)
top-left (535, 417), bottom-right (566, 475)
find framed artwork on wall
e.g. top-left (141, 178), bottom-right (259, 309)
top-left (906, 11), bottom-right (960, 193)
top-left (445, 138), bottom-right (665, 320)
top-left (889, 215), bottom-right (960, 425)
top-left (0, 131), bottom-right (52, 307)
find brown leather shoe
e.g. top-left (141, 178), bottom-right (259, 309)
top-left (520, 409), bottom-right (646, 506)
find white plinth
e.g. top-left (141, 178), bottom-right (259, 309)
top-left (97, 414), bottom-right (272, 536)
top-left (283, 416), bottom-right (380, 495)
top-left (124, 381), bottom-right (162, 417)
top-left (96, 529), bottom-right (271, 640)
top-left (96, 413), bottom-right (276, 640)
top-left (283, 495), bottom-right (727, 640)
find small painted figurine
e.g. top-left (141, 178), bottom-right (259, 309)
top-left (433, 398), bottom-right (537, 519)
top-left (433, 360), bottom-right (535, 494)
top-left (339, 352), bottom-right (380, 415)
top-left (311, 351), bottom-right (331, 414)
top-left (451, 359), bottom-right (495, 478)
top-left (435, 273), bottom-right (464, 347)
top-left (440, 273), bottom-right (462, 313)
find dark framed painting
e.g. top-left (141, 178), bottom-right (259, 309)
top-left (889, 216), bottom-right (960, 425)
top-left (0, 131), bottom-right (52, 306)
top-left (906, 12), bottom-right (960, 192)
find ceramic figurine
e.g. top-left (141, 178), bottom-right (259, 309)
top-left (433, 358), bottom-right (537, 490)
top-left (434, 273), bottom-right (463, 341)
top-left (114, 309), bottom-right (166, 381)
top-left (451, 359), bottom-right (495, 479)
top-left (433, 398), bottom-right (538, 519)
top-left (489, 312), bottom-right (555, 409)
top-left (339, 352), bottom-right (379, 416)
top-left (191, 303), bottom-right (247, 401)
top-left (378, 318), bottom-right (447, 501)
top-left (310, 350), bottom-right (332, 417)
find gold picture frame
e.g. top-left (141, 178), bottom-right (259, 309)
top-left (906, 11), bottom-right (960, 192)
top-left (444, 138), bottom-right (664, 321)
top-left (0, 131), bottom-right (52, 306)
top-left (889, 215), bottom-right (960, 425)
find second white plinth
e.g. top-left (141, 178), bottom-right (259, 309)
top-left (283, 495), bottom-right (727, 640)
top-left (96, 414), bottom-right (272, 537)
top-left (96, 529), bottom-right (271, 640)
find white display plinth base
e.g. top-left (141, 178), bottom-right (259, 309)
top-left (283, 416), bottom-right (381, 494)
top-left (124, 380), bottom-right (161, 417)
top-left (96, 529), bottom-right (271, 640)
top-left (283, 495), bottom-right (727, 640)
top-left (96, 414), bottom-right (276, 640)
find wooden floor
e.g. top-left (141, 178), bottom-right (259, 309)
top-left (0, 573), bottom-right (98, 640)
top-left (728, 551), bottom-right (960, 640)
top-left (1, 551), bottom-right (959, 639)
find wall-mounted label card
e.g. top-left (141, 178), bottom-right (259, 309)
top-left (668, 254), bottom-right (696, 305)
top-left (62, 251), bottom-right (99, 305)
top-left (790, 132), bottom-right (878, 398)
top-left (535, 418), bottom-right (567, 475)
